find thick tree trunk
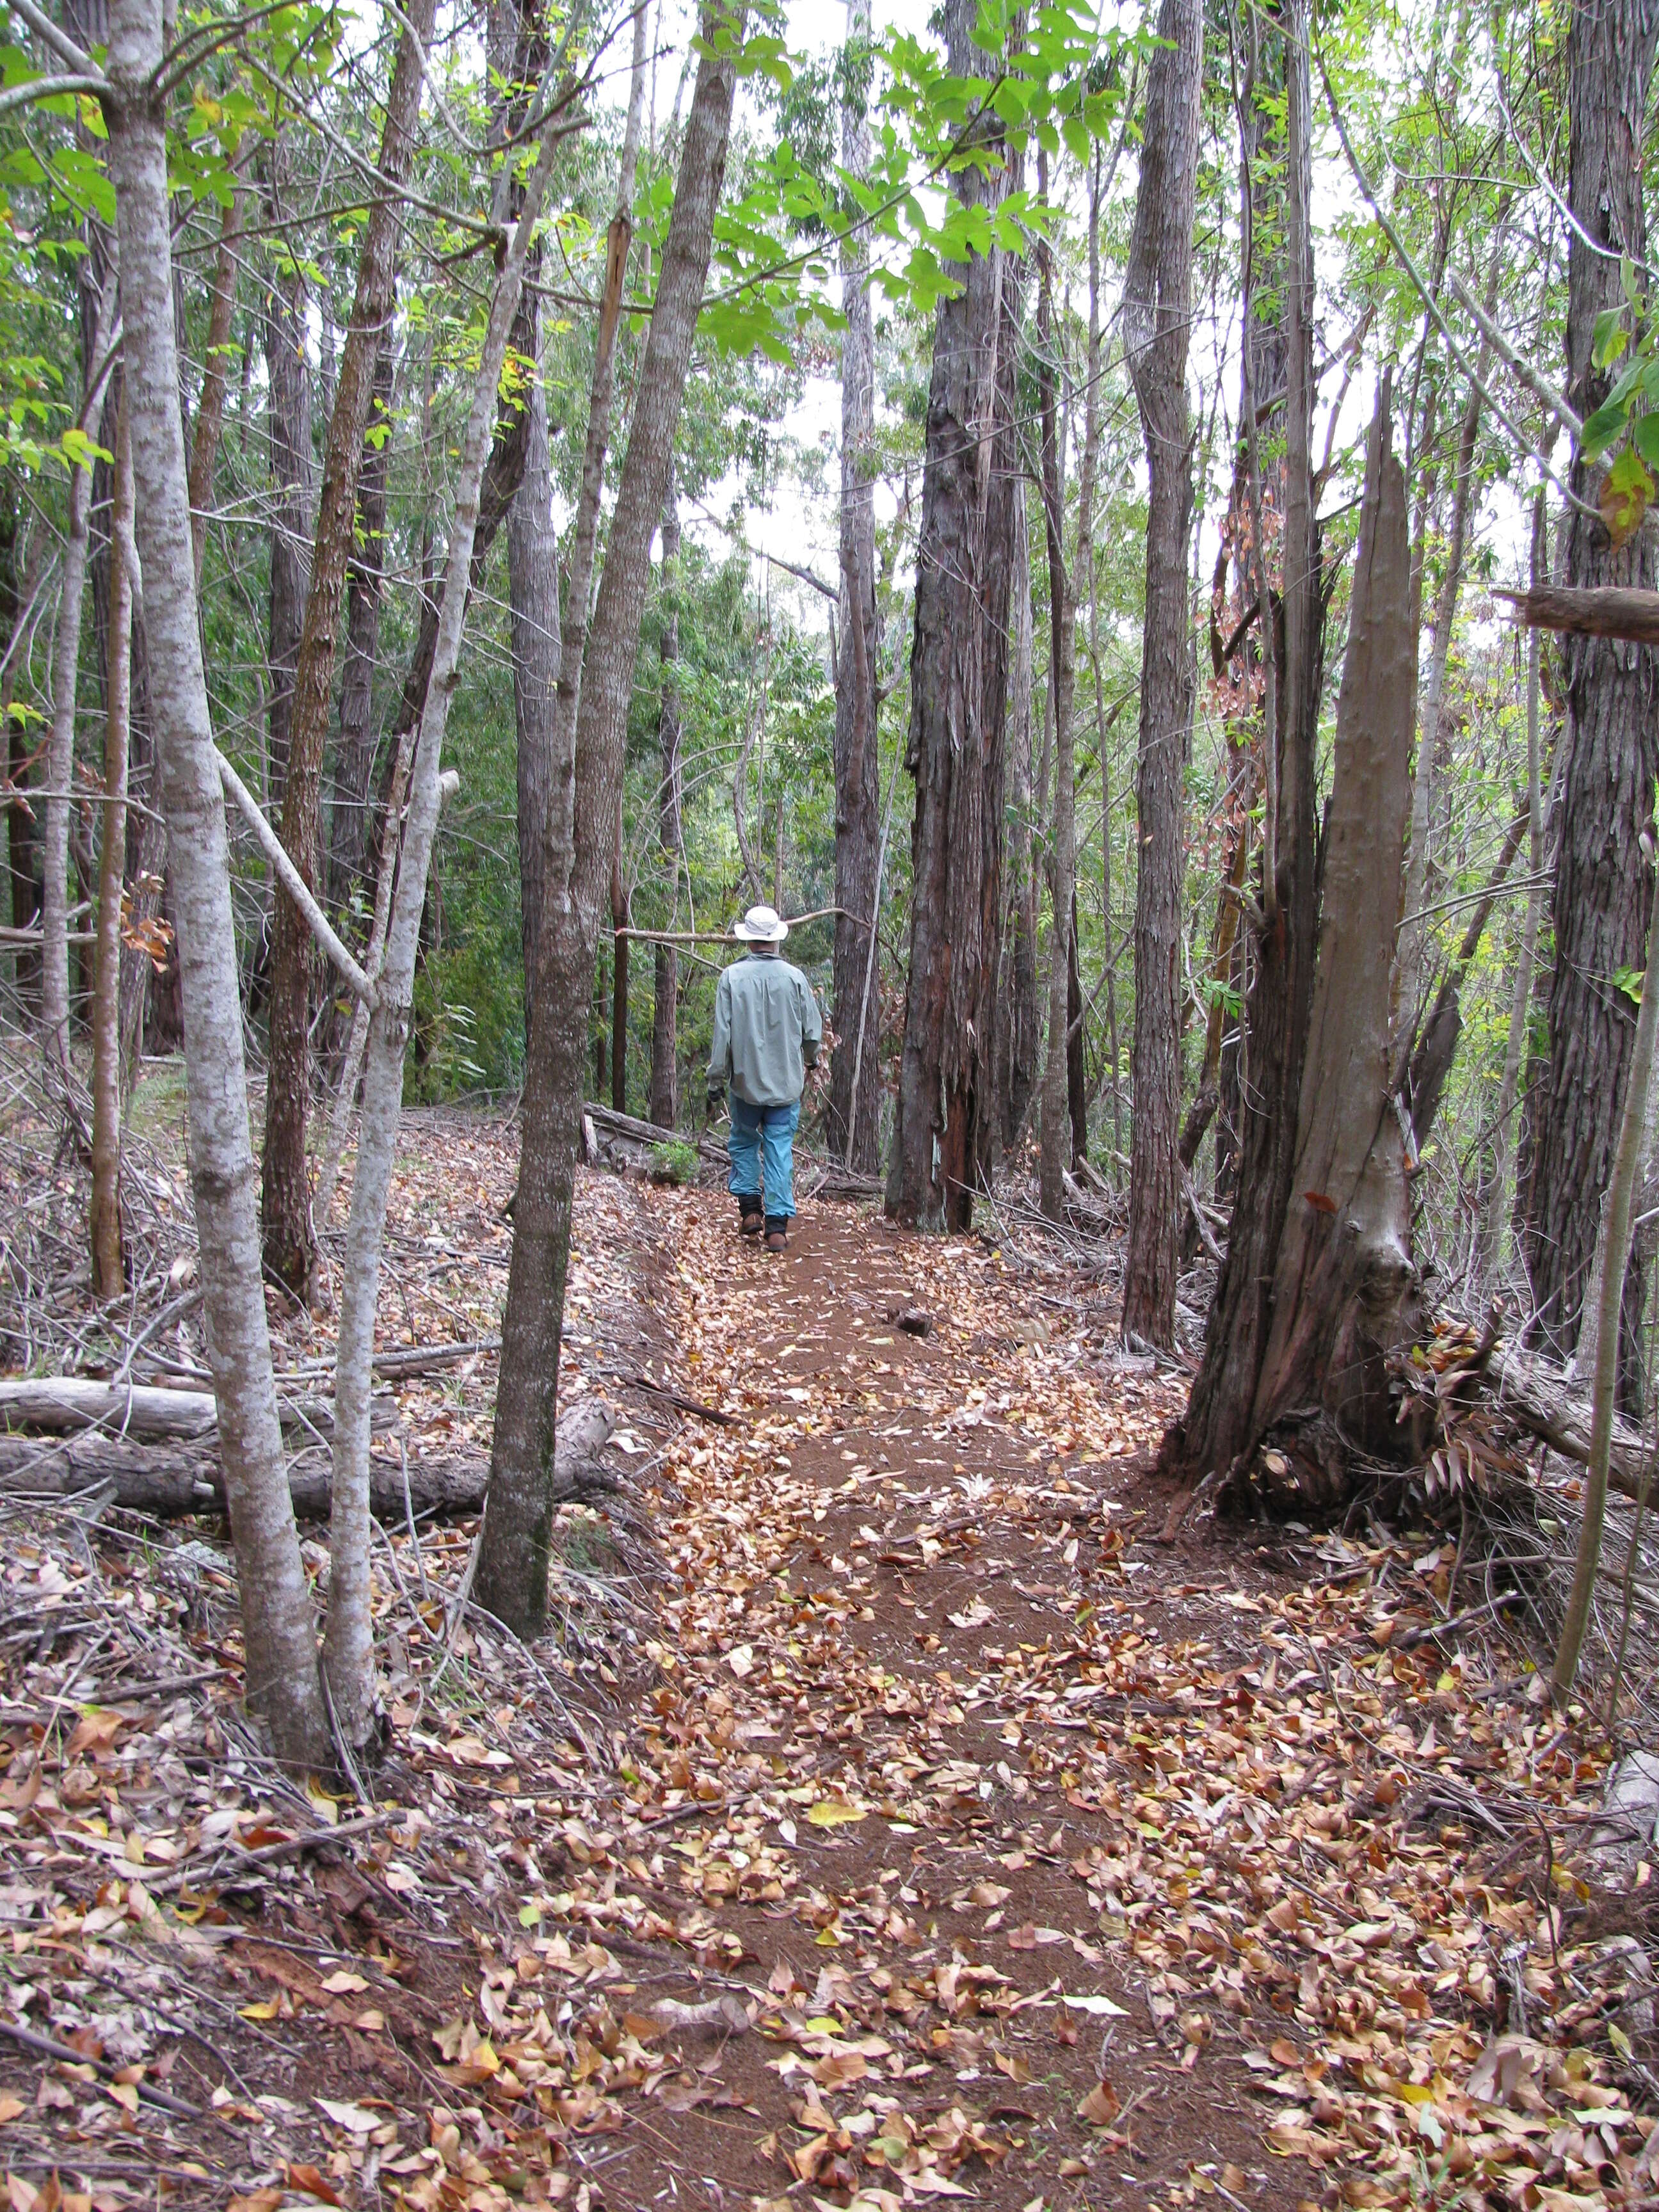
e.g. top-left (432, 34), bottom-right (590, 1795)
top-left (104, 0), bottom-right (329, 1770)
top-left (90, 389), bottom-right (132, 1298)
top-left (1037, 173), bottom-right (1077, 1224)
top-left (1160, 8), bottom-right (1322, 1486)
top-left (261, 0), bottom-right (437, 1302)
top-left (1523, 0), bottom-right (1659, 1368)
top-left (650, 497), bottom-right (683, 1129)
top-left (477, 10), bottom-right (741, 1639)
top-left (828, 0), bottom-right (882, 1174)
top-left (886, 0), bottom-right (1019, 1231)
top-left (41, 272), bottom-right (118, 1084)
top-left (1121, 0), bottom-right (1202, 1347)
top-left (511, 345), bottom-right (560, 1022)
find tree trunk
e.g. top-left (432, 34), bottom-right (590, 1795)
top-left (1477, 493), bottom-right (1551, 1297)
top-left (1217, 394), bottom-right (1417, 1513)
top-left (323, 20), bottom-right (625, 1738)
top-left (1121, 0), bottom-right (1202, 1347)
top-left (650, 497), bottom-right (683, 1130)
top-left (262, 132), bottom-right (314, 819)
top-left (90, 387), bottom-right (132, 1299)
top-left (104, 0), bottom-right (329, 1770)
top-left (261, 0), bottom-right (437, 1302)
top-left (41, 271), bottom-right (118, 1084)
top-left (1067, 889), bottom-right (1087, 1166)
top-left (1037, 161), bottom-right (1077, 1224)
top-left (827, 0), bottom-right (882, 1174)
top-left (999, 498), bottom-right (1040, 1152)
top-left (1160, 6), bottom-right (1323, 1486)
top-left (187, 183), bottom-right (246, 588)
top-left (886, 0), bottom-right (1020, 1232)
top-left (611, 817), bottom-right (629, 1116)
top-left (477, 8), bottom-right (741, 1639)
top-left (511, 341), bottom-right (560, 1025)
top-left (1523, 0), bottom-right (1659, 1369)
top-left (325, 339), bottom-right (393, 938)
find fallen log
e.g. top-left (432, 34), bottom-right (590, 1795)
top-left (1486, 1341), bottom-right (1656, 1502)
top-left (0, 1399), bottom-right (618, 1521)
top-left (0, 1377), bottom-right (396, 1442)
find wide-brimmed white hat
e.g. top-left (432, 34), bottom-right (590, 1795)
top-left (733, 903), bottom-right (789, 944)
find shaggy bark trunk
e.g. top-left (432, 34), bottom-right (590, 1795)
top-left (1160, 8), bottom-right (1322, 1487)
top-left (1523, 0), bottom-right (1659, 1368)
top-left (321, 28), bottom-right (593, 1747)
top-left (650, 497), bottom-right (682, 1129)
top-left (41, 270), bottom-right (118, 1085)
top-left (90, 388), bottom-right (132, 1299)
top-left (827, 0), bottom-right (881, 1174)
top-left (261, 0), bottom-right (437, 1302)
top-left (510, 343), bottom-right (560, 1039)
top-left (325, 339), bottom-right (393, 934)
top-left (262, 132), bottom-right (314, 819)
top-left (1037, 167), bottom-right (1077, 1224)
top-left (886, 0), bottom-right (1019, 1231)
top-left (1121, 0), bottom-right (1202, 1347)
top-left (104, 0), bottom-right (328, 1769)
top-left (1476, 493), bottom-right (1550, 1297)
top-left (1230, 394), bottom-right (1418, 1512)
top-left (477, 9), bottom-right (741, 1639)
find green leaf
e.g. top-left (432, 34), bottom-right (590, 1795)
top-left (1582, 393), bottom-right (1634, 462)
top-left (1592, 305), bottom-right (1630, 371)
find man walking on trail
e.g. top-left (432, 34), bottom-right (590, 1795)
top-left (707, 904), bottom-right (824, 1252)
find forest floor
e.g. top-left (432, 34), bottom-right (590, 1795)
top-left (1, 1102), bottom-right (1656, 2212)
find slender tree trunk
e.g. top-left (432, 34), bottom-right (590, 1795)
top-left (325, 339), bottom-right (394, 936)
top-left (1160, 6), bottom-right (1322, 1485)
top-left (1121, 0), bottom-right (1203, 1347)
top-left (477, 8), bottom-right (742, 1638)
top-left (1037, 159), bottom-right (1077, 1224)
top-left (511, 347), bottom-right (561, 1029)
top-left (828, 0), bottom-right (882, 1173)
top-left (323, 18), bottom-right (611, 1740)
top-left (611, 800), bottom-right (629, 1113)
top-left (104, 0), bottom-right (328, 1769)
top-left (886, 0), bottom-right (1019, 1231)
top-left (188, 183), bottom-right (246, 588)
top-left (999, 499), bottom-right (1040, 1152)
top-left (90, 388), bottom-right (131, 1298)
top-left (1067, 889), bottom-right (1087, 1166)
top-left (1523, 0), bottom-right (1659, 1368)
top-left (1477, 492), bottom-right (1549, 1297)
top-left (262, 132), bottom-right (314, 819)
top-left (41, 271), bottom-right (118, 1085)
top-left (650, 497), bottom-right (682, 1128)
top-left (262, 0), bottom-right (438, 1301)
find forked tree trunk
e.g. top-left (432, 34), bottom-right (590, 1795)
top-left (886, 0), bottom-right (1019, 1231)
top-left (321, 27), bottom-right (591, 1746)
top-left (650, 496), bottom-right (683, 1128)
top-left (41, 271), bottom-right (118, 1085)
top-left (1036, 168), bottom-right (1077, 1224)
top-left (261, 0), bottom-right (438, 1302)
top-left (90, 388), bottom-right (132, 1299)
top-left (1160, 6), bottom-right (1322, 1489)
top-left (477, 8), bottom-right (742, 1639)
top-left (828, 0), bottom-right (882, 1174)
top-left (104, 0), bottom-right (329, 1769)
top-left (1121, 0), bottom-right (1202, 1347)
top-left (1523, 0), bottom-right (1659, 1369)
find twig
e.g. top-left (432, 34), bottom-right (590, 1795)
top-left (0, 2016), bottom-right (200, 2117)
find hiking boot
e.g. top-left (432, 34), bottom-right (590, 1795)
top-left (738, 1199), bottom-right (764, 1237)
top-left (765, 1217), bottom-right (789, 1252)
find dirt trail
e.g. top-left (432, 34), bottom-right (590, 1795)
top-left (589, 1187), bottom-right (1635, 2212)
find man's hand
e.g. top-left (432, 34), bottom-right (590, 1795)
top-left (707, 1085), bottom-right (726, 1119)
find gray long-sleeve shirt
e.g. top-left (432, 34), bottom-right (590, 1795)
top-left (707, 950), bottom-right (824, 1107)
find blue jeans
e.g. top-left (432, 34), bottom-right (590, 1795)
top-left (728, 1096), bottom-right (801, 1220)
